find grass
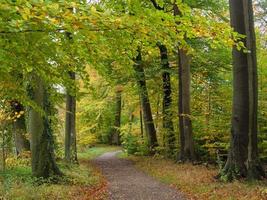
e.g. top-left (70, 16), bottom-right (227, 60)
top-left (124, 153), bottom-right (267, 200)
top-left (78, 144), bottom-right (121, 160)
top-left (0, 163), bottom-right (101, 200)
top-left (0, 145), bottom-right (120, 200)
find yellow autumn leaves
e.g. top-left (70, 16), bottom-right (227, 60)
top-left (0, 110), bottom-right (24, 123)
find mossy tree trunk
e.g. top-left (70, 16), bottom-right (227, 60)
top-left (133, 50), bottom-right (158, 151)
top-left (158, 44), bottom-right (175, 157)
top-left (65, 72), bottom-right (78, 163)
top-left (29, 76), bottom-right (62, 178)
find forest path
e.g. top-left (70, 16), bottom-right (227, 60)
top-left (93, 151), bottom-right (186, 200)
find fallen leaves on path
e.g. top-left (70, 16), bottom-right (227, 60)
top-left (129, 156), bottom-right (267, 200)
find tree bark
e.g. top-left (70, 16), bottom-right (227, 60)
top-left (111, 87), bottom-right (122, 145)
top-left (139, 94), bottom-right (144, 138)
top-left (158, 44), bottom-right (175, 157)
top-left (155, 93), bottom-right (160, 130)
top-left (134, 50), bottom-right (158, 151)
top-left (244, 0), bottom-right (265, 180)
top-left (177, 49), bottom-right (195, 161)
top-left (220, 0), bottom-right (265, 181)
top-left (65, 71), bottom-right (78, 163)
top-left (29, 76), bottom-right (62, 178)
top-left (10, 101), bottom-right (30, 155)
top-left (174, 3), bottom-right (195, 161)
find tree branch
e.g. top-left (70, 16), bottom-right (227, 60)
top-left (150, 0), bottom-right (164, 10)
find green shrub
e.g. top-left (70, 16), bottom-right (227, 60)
top-left (122, 133), bottom-right (150, 156)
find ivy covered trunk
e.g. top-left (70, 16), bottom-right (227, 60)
top-left (111, 87), bottom-right (122, 145)
top-left (220, 0), bottom-right (265, 181)
top-left (65, 72), bottom-right (78, 163)
top-left (10, 101), bottom-right (30, 155)
top-left (158, 44), bottom-right (175, 157)
top-left (134, 50), bottom-right (158, 151)
top-left (29, 76), bottom-right (62, 178)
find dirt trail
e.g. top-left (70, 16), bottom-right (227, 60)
top-left (93, 151), bottom-right (186, 200)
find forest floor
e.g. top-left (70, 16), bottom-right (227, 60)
top-left (93, 150), bottom-right (185, 200)
top-left (0, 145), bottom-right (119, 200)
top-left (1, 146), bottom-right (266, 200)
top-left (122, 153), bottom-right (267, 200)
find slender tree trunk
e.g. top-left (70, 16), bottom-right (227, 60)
top-left (158, 44), bottom-right (175, 157)
top-left (29, 76), bottom-right (62, 178)
top-left (65, 72), bottom-right (78, 163)
top-left (64, 32), bottom-right (78, 163)
top-left (111, 87), bottom-right (122, 145)
top-left (134, 50), bottom-right (158, 150)
top-left (155, 93), bottom-right (160, 130)
top-left (139, 94), bottom-right (144, 138)
top-left (128, 110), bottom-right (134, 135)
top-left (220, 0), bottom-right (265, 181)
top-left (1, 127), bottom-right (6, 171)
top-left (173, 3), bottom-right (195, 161)
top-left (205, 85), bottom-right (211, 135)
top-left (10, 101), bottom-right (30, 155)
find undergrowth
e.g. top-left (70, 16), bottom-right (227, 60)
top-left (0, 145), bottom-right (118, 200)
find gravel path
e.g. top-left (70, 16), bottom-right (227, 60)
top-left (93, 151), bottom-right (186, 200)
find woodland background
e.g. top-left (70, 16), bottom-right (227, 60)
top-left (0, 0), bottom-right (267, 199)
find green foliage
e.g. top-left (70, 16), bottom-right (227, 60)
top-left (0, 0), bottom-right (267, 188)
top-left (122, 133), bottom-right (138, 154)
top-left (122, 133), bottom-right (150, 156)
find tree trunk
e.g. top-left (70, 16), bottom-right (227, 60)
top-left (244, 0), bottom-right (265, 180)
top-left (158, 44), bottom-right (175, 157)
top-left (10, 101), bottom-right (30, 155)
top-left (134, 50), bottom-right (158, 151)
top-left (111, 87), bottom-right (122, 145)
top-left (65, 71), bottom-right (78, 163)
top-left (173, 3), bottom-right (195, 161)
top-left (128, 110), bottom-right (134, 135)
top-left (205, 85), bottom-right (211, 135)
top-left (139, 94), bottom-right (144, 138)
top-left (29, 76), bottom-right (62, 178)
top-left (155, 93), bottom-right (160, 130)
top-left (220, 0), bottom-right (265, 181)
top-left (177, 49), bottom-right (195, 161)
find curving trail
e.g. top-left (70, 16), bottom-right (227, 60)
top-left (93, 151), bottom-right (186, 200)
